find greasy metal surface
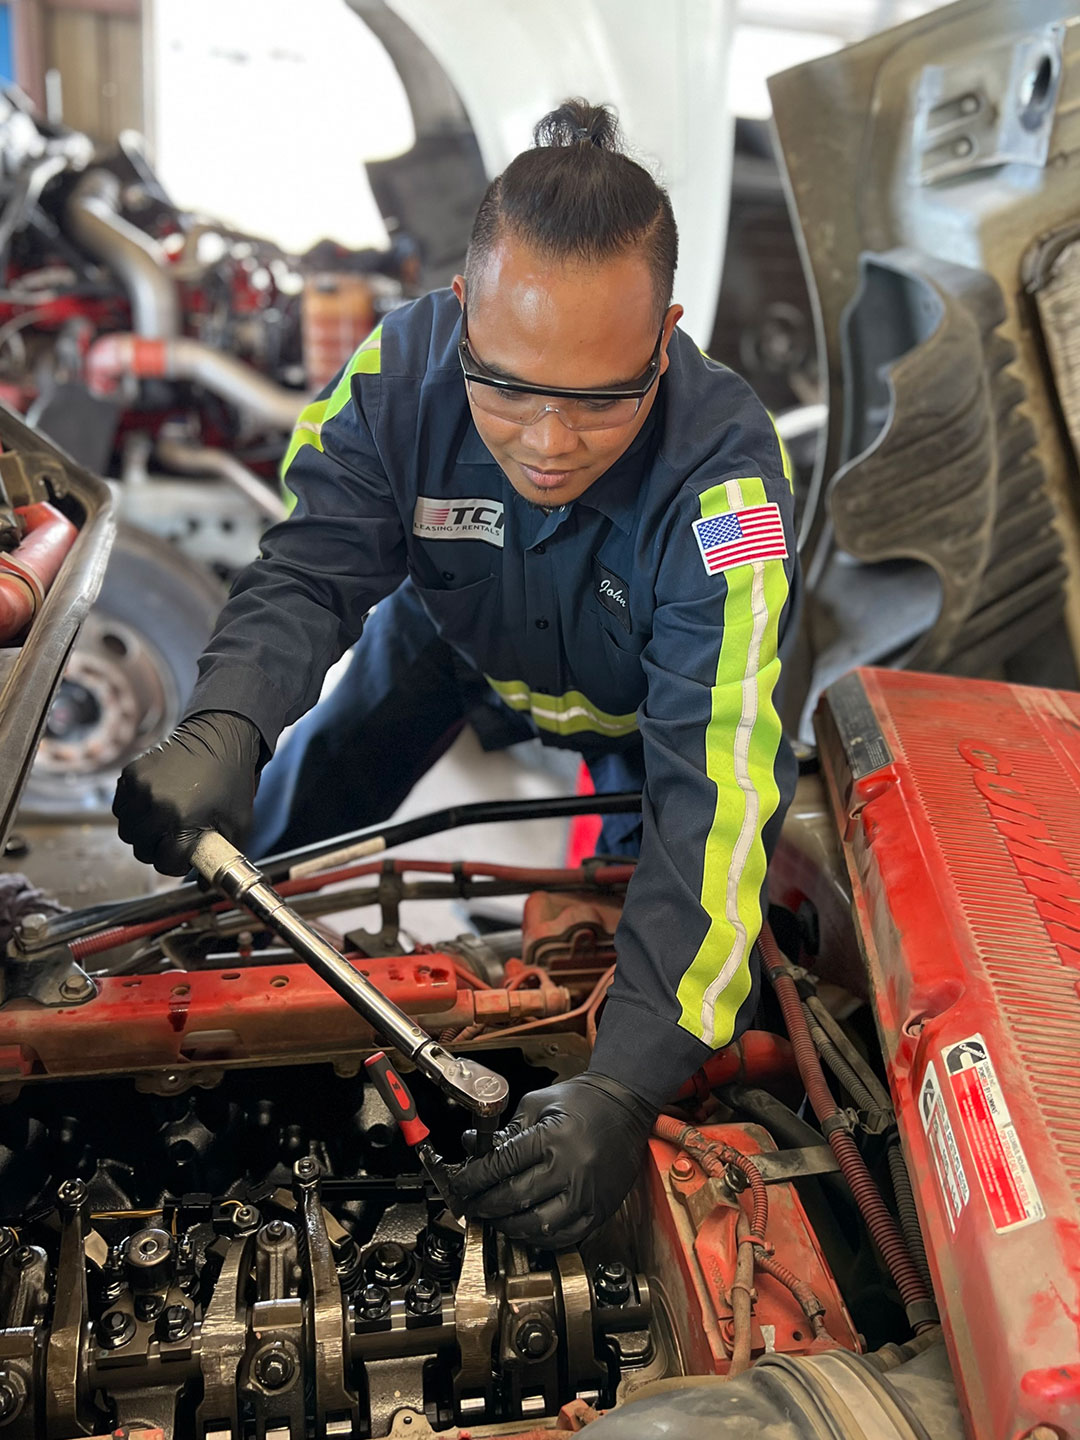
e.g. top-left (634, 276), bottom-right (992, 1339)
top-left (296, 1164), bottom-right (360, 1438)
top-left (816, 666), bottom-right (1080, 1440)
top-left (194, 1236), bottom-right (251, 1438)
top-left (45, 1180), bottom-right (98, 1436)
top-left (0, 404), bottom-right (114, 850)
top-left (454, 1221), bottom-right (498, 1411)
top-left (769, 0), bottom-right (1080, 707)
top-left (555, 1252), bottom-right (596, 1400)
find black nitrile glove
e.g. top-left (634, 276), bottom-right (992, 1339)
top-left (447, 1073), bottom-right (656, 1250)
top-left (113, 711), bottom-right (263, 875)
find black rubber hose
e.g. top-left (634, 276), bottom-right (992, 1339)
top-left (804, 1007), bottom-right (892, 1128)
top-left (31, 790), bottom-right (644, 948)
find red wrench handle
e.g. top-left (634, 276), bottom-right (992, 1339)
top-left (365, 1051), bottom-right (430, 1147)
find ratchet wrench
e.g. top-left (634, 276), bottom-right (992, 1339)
top-left (189, 829), bottom-right (509, 1141)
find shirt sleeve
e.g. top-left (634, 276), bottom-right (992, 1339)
top-left (185, 326), bottom-right (408, 752)
top-left (589, 409), bottom-right (798, 1106)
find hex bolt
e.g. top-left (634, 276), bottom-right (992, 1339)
top-left (366, 1241), bottom-right (412, 1288)
top-left (97, 1310), bottom-right (136, 1349)
top-left (59, 973), bottom-right (93, 1002)
top-left (356, 1284), bottom-right (391, 1322)
top-left (0, 1375), bottom-right (20, 1421)
top-left (406, 1277), bottom-right (441, 1316)
top-left (158, 1305), bottom-right (194, 1343)
top-left (515, 1318), bottom-right (553, 1360)
top-left (16, 912), bottom-right (50, 943)
top-left (254, 1345), bottom-right (296, 1390)
top-left (594, 1261), bottom-right (632, 1307)
top-left (233, 1204), bottom-right (260, 1232)
top-left (293, 1156), bottom-right (319, 1183)
top-left (264, 1219), bottom-right (287, 1242)
top-left (56, 1178), bottom-right (87, 1209)
top-left (669, 1154), bottom-right (696, 1183)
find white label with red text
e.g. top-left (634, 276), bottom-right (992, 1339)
top-left (943, 1035), bottom-right (1043, 1233)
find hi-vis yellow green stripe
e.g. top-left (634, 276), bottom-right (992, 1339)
top-left (486, 677), bottom-right (638, 739)
top-left (676, 476), bottom-right (787, 1048)
top-left (281, 325), bottom-right (383, 507)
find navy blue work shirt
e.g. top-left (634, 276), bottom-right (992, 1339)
top-left (188, 289), bottom-right (799, 1104)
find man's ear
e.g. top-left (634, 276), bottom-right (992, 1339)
top-left (659, 303), bottom-right (684, 374)
top-left (452, 275), bottom-right (466, 307)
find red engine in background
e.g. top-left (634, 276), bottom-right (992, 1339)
top-left (816, 668), bottom-right (1080, 1440)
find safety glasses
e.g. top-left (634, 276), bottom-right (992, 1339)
top-left (458, 303), bottom-right (664, 432)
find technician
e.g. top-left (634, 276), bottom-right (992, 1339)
top-left (113, 100), bottom-right (798, 1249)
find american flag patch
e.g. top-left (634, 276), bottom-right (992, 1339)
top-left (691, 503), bottom-right (788, 576)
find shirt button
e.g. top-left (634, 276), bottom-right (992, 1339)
top-left (535, 618), bottom-right (549, 630)
top-left (534, 543), bottom-right (546, 555)
top-left (441, 571), bottom-right (455, 581)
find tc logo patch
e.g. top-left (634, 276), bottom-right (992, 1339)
top-left (413, 496), bottom-right (505, 548)
top-left (594, 560), bottom-right (631, 632)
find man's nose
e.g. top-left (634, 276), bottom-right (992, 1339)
top-left (520, 408), bottom-right (579, 457)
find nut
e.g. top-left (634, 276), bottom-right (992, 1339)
top-left (158, 1304), bottom-right (194, 1343)
top-left (514, 1318), bottom-right (553, 1360)
top-left (406, 1277), bottom-right (441, 1316)
top-left (0, 1373), bottom-right (22, 1421)
top-left (253, 1344), bottom-right (296, 1390)
top-left (97, 1309), bottom-right (136, 1349)
top-left (56, 1178), bottom-right (87, 1208)
top-left (356, 1284), bottom-right (391, 1323)
top-left (594, 1260), bottom-right (632, 1308)
top-left (264, 1219), bottom-right (287, 1242)
top-left (293, 1156), bottom-right (319, 1182)
top-left (233, 1204), bottom-right (260, 1232)
top-left (14, 1247), bottom-right (37, 1270)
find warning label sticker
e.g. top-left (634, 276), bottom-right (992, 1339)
top-left (919, 1061), bottom-right (969, 1231)
top-left (943, 1035), bottom-right (1044, 1234)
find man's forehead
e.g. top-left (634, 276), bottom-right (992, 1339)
top-left (467, 239), bottom-right (657, 334)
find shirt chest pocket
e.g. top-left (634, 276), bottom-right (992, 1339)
top-left (410, 572), bottom-right (501, 660)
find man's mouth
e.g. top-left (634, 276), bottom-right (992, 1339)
top-left (517, 463), bottom-right (579, 489)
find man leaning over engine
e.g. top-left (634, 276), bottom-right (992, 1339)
top-left (112, 99), bottom-right (799, 1250)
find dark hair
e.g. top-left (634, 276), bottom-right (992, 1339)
top-left (465, 99), bottom-right (678, 318)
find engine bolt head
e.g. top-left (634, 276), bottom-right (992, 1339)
top-left (56, 1178), bottom-right (87, 1208)
top-left (264, 1219), bottom-right (287, 1242)
top-left (594, 1260), bottom-right (632, 1308)
top-left (293, 1156), bottom-right (319, 1182)
top-left (406, 1277), bottom-right (441, 1316)
top-left (515, 1318), bottom-right (553, 1360)
top-left (59, 973), bottom-right (93, 1001)
top-left (97, 1309), bottom-right (136, 1349)
top-left (357, 1284), bottom-right (391, 1322)
top-left (233, 1204), bottom-right (259, 1232)
top-left (158, 1304), bottom-right (194, 1343)
top-left (367, 1241), bottom-right (412, 1288)
top-left (0, 1374), bottom-right (21, 1421)
top-left (669, 1154), bottom-right (696, 1183)
top-left (253, 1344), bottom-right (295, 1390)
top-left (134, 1293), bottom-right (165, 1322)
top-left (14, 1247), bottom-right (37, 1270)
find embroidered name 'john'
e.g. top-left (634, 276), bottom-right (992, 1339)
top-left (594, 560), bottom-right (631, 632)
top-left (414, 496), bottom-right (505, 548)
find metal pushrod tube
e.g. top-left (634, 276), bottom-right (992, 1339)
top-left (190, 830), bottom-right (508, 1120)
